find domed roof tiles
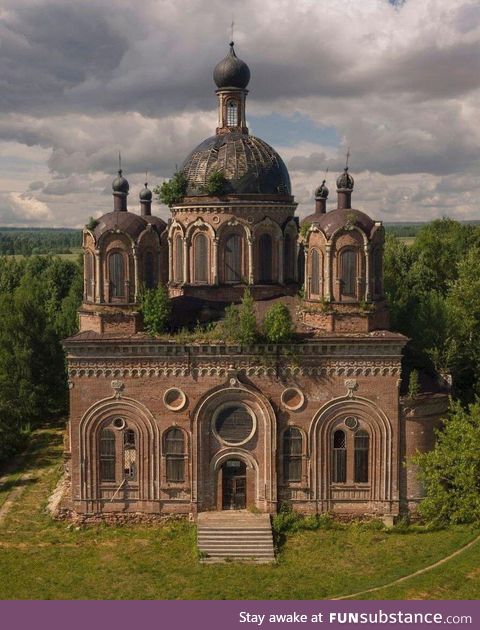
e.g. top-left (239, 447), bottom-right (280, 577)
top-left (306, 208), bottom-right (375, 238)
top-left (181, 132), bottom-right (291, 197)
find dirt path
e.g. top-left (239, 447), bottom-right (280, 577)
top-left (0, 471), bottom-right (35, 524)
top-left (332, 532), bottom-right (480, 600)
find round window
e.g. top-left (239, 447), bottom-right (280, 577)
top-left (281, 387), bottom-right (305, 411)
top-left (163, 387), bottom-right (187, 411)
top-left (112, 417), bottom-right (126, 430)
top-left (344, 416), bottom-right (359, 430)
top-left (214, 405), bottom-right (255, 445)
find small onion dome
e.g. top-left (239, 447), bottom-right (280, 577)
top-left (336, 167), bottom-right (354, 191)
top-left (213, 42), bottom-right (251, 89)
top-left (112, 169), bottom-right (129, 194)
top-left (139, 182), bottom-right (152, 201)
top-left (315, 180), bottom-right (329, 199)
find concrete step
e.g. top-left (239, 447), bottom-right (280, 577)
top-left (197, 511), bottom-right (275, 563)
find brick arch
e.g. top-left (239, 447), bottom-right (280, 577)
top-left (330, 230), bottom-right (367, 302)
top-left (192, 383), bottom-right (277, 512)
top-left (211, 448), bottom-right (260, 508)
top-left (78, 396), bottom-right (160, 505)
top-left (309, 396), bottom-right (393, 505)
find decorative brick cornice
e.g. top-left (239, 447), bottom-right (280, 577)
top-left (68, 360), bottom-right (401, 379)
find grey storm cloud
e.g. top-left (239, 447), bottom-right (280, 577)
top-left (0, 0), bottom-right (479, 119)
top-left (0, 0), bottom-right (479, 226)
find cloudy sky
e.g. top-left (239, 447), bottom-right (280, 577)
top-left (0, 0), bottom-right (479, 227)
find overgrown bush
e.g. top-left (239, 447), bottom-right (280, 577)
top-left (200, 170), bottom-right (227, 196)
top-left (262, 303), bottom-right (293, 343)
top-left (154, 171), bottom-right (188, 207)
top-left (407, 369), bottom-right (420, 398)
top-left (414, 400), bottom-right (480, 525)
top-left (140, 285), bottom-right (172, 335)
top-left (222, 289), bottom-right (258, 345)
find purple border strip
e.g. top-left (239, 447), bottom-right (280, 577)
top-left (0, 600), bottom-right (478, 630)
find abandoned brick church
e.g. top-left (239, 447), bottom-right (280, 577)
top-left (62, 43), bottom-right (448, 521)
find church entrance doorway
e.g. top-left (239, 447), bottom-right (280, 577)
top-left (222, 459), bottom-right (247, 510)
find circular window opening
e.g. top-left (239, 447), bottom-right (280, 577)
top-left (214, 405), bottom-right (255, 445)
top-left (163, 388), bottom-right (187, 411)
top-left (281, 387), bottom-right (305, 411)
top-left (112, 417), bottom-right (125, 430)
top-left (344, 416), bottom-right (359, 430)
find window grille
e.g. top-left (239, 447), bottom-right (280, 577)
top-left (215, 406), bottom-right (253, 444)
top-left (109, 252), bottom-right (125, 298)
top-left (259, 234), bottom-right (273, 283)
top-left (123, 429), bottom-right (137, 481)
top-left (332, 429), bottom-right (347, 483)
top-left (340, 249), bottom-right (356, 297)
top-left (311, 249), bottom-right (321, 295)
top-left (175, 235), bottom-right (184, 283)
top-left (354, 430), bottom-right (369, 483)
top-left (227, 101), bottom-right (238, 126)
top-left (194, 233), bottom-right (208, 283)
top-left (224, 233), bottom-right (242, 283)
top-left (85, 251), bottom-right (94, 300)
top-left (283, 427), bottom-right (302, 482)
top-left (100, 428), bottom-right (116, 482)
top-left (144, 251), bottom-right (155, 289)
top-left (373, 248), bottom-right (382, 296)
top-left (165, 428), bottom-right (185, 482)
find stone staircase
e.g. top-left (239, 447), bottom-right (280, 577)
top-left (197, 511), bottom-right (275, 564)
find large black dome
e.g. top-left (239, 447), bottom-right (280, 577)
top-left (181, 132), bottom-right (291, 197)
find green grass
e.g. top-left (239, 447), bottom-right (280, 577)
top-left (0, 427), bottom-right (479, 599)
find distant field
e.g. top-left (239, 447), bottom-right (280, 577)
top-left (5, 248), bottom-right (82, 261)
top-left (0, 427), bottom-right (479, 600)
top-left (398, 236), bottom-right (415, 245)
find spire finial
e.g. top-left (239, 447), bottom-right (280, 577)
top-left (118, 150), bottom-right (122, 174)
top-left (345, 147), bottom-right (350, 170)
top-left (145, 169), bottom-right (148, 187)
top-left (231, 16), bottom-right (235, 43)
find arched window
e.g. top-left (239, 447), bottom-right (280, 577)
top-left (224, 233), bottom-right (243, 283)
top-left (259, 234), bottom-right (273, 283)
top-left (85, 251), bottom-right (95, 300)
top-left (165, 428), bottom-right (185, 482)
top-left (311, 249), bottom-right (321, 296)
top-left (174, 234), bottom-right (184, 283)
top-left (194, 233), bottom-right (209, 283)
top-left (373, 247), bottom-right (382, 296)
top-left (332, 430), bottom-right (346, 483)
top-left (144, 251), bottom-right (155, 289)
top-left (283, 427), bottom-right (302, 482)
top-left (109, 252), bottom-right (125, 298)
top-left (227, 100), bottom-right (238, 126)
top-left (100, 429), bottom-right (115, 482)
top-left (354, 430), bottom-right (369, 483)
top-left (340, 249), bottom-right (356, 298)
top-left (284, 233), bottom-right (295, 282)
top-left (123, 429), bottom-right (137, 481)
top-left (298, 245), bottom-right (305, 287)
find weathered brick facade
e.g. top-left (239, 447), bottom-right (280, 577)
top-left (62, 42), bottom-right (448, 521)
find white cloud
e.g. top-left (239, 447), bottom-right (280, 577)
top-left (0, 0), bottom-right (478, 226)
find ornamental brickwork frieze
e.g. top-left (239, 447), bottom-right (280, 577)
top-left (67, 358), bottom-right (401, 379)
